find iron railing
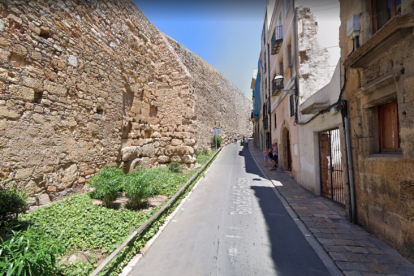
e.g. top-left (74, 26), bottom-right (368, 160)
top-left (271, 25), bottom-right (283, 55)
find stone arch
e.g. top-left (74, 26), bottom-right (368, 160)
top-left (279, 120), bottom-right (292, 171)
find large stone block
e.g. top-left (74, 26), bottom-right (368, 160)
top-left (404, 75), bottom-right (414, 103)
top-left (22, 77), bottom-right (43, 92)
top-left (15, 167), bottom-right (34, 179)
top-left (121, 146), bottom-right (139, 161)
top-left (44, 80), bottom-right (67, 96)
top-left (9, 85), bottom-right (34, 101)
top-left (141, 143), bottom-right (155, 157)
top-left (158, 155), bottom-right (170, 163)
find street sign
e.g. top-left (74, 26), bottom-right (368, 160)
top-left (213, 128), bottom-right (221, 136)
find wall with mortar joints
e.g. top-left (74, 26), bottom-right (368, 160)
top-left (339, 0), bottom-right (414, 264)
top-left (0, 0), bottom-right (204, 206)
top-left (165, 36), bottom-right (253, 149)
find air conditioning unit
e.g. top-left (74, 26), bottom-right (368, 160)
top-left (347, 14), bottom-right (360, 38)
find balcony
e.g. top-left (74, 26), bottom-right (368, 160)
top-left (263, 117), bottom-right (269, 129)
top-left (271, 26), bottom-right (283, 55)
top-left (272, 79), bottom-right (284, 96)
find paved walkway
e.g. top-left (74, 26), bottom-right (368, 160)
top-left (249, 143), bottom-right (414, 276)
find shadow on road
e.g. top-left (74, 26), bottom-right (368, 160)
top-left (238, 144), bottom-right (330, 276)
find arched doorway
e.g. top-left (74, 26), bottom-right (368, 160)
top-left (280, 124), bottom-right (292, 172)
top-left (286, 130), bottom-right (292, 171)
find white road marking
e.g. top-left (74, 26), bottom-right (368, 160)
top-left (226, 235), bottom-right (241, 239)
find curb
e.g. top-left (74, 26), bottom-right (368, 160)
top-left (248, 144), bottom-right (343, 276)
top-left (120, 149), bottom-right (223, 276)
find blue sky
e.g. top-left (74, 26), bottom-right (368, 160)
top-left (132, 0), bottom-right (267, 99)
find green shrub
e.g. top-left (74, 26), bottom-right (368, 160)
top-left (196, 149), bottom-right (201, 156)
top-left (211, 135), bottom-right (222, 148)
top-left (89, 167), bottom-right (124, 207)
top-left (124, 171), bottom-right (158, 209)
top-left (0, 181), bottom-right (28, 224)
top-left (0, 224), bottom-right (65, 276)
top-left (168, 162), bottom-right (183, 173)
top-left (202, 148), bottom-right (209, 155)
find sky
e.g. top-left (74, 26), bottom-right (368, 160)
top-left (132, 0), bottom-right (267, 99)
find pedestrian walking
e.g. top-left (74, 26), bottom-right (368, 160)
top-left (241, 136), bottom-right (245, 146)
top-left (244, 137), bottom-right (248, 148)
top-left (234, 134), bottom-right (237, 144)
top-left (272, 144), bottom-right (278, 168)
top-left (263, 148), bottom-right (269, 167)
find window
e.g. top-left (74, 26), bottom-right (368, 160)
top-left (285, 0), bottom-right (291, 15)
top-left (287, 44), bottom-right (292, 66)
top-left (279, 59), bottom-right (284, 77)
top-left (378, 100), bottom-right (400, 152)
top-left (274, 113), bottom-right (277, 129)
top-left (372, 0), bottom-right (401, 33)
top-left (289, 95), bottom-right (295, 117)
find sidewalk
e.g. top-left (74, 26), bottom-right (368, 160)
top-left (249, 143), bottom-right (414, 276)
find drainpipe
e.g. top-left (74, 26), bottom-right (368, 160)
top-left (340, 100), bottom-right (356, 224)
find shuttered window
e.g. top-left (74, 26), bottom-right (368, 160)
top-left (378, 100), bottom-right (400, 152)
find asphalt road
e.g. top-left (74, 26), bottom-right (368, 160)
top-left (130, 143), bottom-right (331, 276)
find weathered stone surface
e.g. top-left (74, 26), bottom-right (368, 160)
top-left (44, 80), bottom-right (67, 96)
top-left (122, 147), bottom-right (138, 161)
top-left (0, 0), bottom-right (251, 206)
top-left (22, 77), bottom-right (43, 92)
top-left (38, 193), bottom-right (51, 205)
top-left (158, 155), bottom-right (170, 163)
top-left (15, 168), bottom-right (34, 179)
top-left (9, 85), bottom-right (35, 101)
top-left (26, 180), bottom-right (44, 194)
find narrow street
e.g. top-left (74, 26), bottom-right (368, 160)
top-left (130, 143), bottom-right (330, 276)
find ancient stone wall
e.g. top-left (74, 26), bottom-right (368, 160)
top-left (0, 0), bottom-right (251, 205)
top-left (165, 36), bottom-right (253, 149)
top-left (340, 0), bottom-right (414, 263)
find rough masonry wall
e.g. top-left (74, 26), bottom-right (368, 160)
top-left (297, 7), bottom-right (332, 104)
top-left (340, 0), bottom-right (414, 263)
top-left (0, 0), bottom-right (250, 206)
top-left (165, 36), bottom-right (253, 149)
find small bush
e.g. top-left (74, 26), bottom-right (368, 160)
top-left (0, 181), bottom-right (28, 223)
top-left (168, 162), bottom-right (183, 174)
top-left (89, 167), bottom-right (124, 207)
top-left (0, 224), bottom-right (65, 276)
top-left (202, 148), bottom-right (209, 155)
top-left (124, 171), bottom-right (158, 209)
top-left (196, 149), bottom-right (201, 156)
top-left (211, 135), bottom-right (222, 148)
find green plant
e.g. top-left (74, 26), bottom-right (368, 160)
top-left (89, 167), bottom-right (124, 207)
top-left (196, 149), bottom-right (201, 156)
top-left (202, 148), bottom-right (209, 155)
top-left (168, 162), bottom-right (183, 173)
top-left (211, 135), bottom-right (222, 148)
top-left (0, 224), bottom-right (65, 276)
top-left (0, 181), bottom-right (28, 223)
top-left (124, 171), bottom-right (158, 209)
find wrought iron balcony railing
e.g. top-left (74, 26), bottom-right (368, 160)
top-left (271, 25), bottom-right (283, 55)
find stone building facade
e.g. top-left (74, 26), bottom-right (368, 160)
top-left (0, 0), bottom-right (252, 204)
top-left (340, 0), bottom-right (414, 263)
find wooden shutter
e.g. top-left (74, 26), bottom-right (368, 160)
top-left (379, 100), bottom-right (400, 152)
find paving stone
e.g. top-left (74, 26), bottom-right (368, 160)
top-left (343, 271), bottom-right (363, 276)
top-left (336, 262), bottom-right (370, 272)
top-left (345, 246), bottom-right (369, 254)
top-left (365, 263), bottom-right (390, 273)
top-left (249, 145), bottom-right (414, 276)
